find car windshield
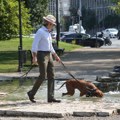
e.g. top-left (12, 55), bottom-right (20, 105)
top-left (82, 34), bottom-right (90, 39)
top-left (65, 34), bottom-right (75, 37)
top-left (109, 29), bottom-right (117, 32)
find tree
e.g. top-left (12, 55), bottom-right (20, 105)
top-left (100, 14), bottom-right (120, 28)
top-left (68, 6), bottom-right (97, 30)
top-left (0, 0), bottom-right (32, 40)
top-left (62, 16), bottom-right (71, 31)
top-left (82, 7), bottom-right (97, 30)
top-left (24, 0), bottom-right (49, 31)
top-left (111, 0), bottom-right (120, 14)
top-left (69, 7), bottom-right (79, 25)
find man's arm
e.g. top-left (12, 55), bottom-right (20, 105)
top-left (32, 52), bottom-right (38, 65)
top-left (52, 53), bottom-right (61, 63)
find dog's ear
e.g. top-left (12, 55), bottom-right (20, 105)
top-left (100, 91), bottom-right (104, 97)
top-left (96, 90), bottom-right (103, 97)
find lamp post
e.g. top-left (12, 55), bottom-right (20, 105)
top-left (18, 0), bottom-right (23, 72)
top-left (56, 0), bottom-right (60, 47)
top-left (78, 0), bottom-right (82, 33)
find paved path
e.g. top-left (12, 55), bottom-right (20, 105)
top-left (1, 48), bottom-right (120, 81)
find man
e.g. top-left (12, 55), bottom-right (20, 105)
top-left (27, 15), bottom-right (61, 103)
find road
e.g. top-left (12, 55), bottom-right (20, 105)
top-left (102, 38), bottom-right (120, 48)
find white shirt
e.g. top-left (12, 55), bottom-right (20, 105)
top-left (31, 26), bottom-right (55, 54)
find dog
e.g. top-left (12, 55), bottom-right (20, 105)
top-left (57, 79), bottom-right (103, 97)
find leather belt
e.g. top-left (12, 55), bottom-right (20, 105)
top-left (38, 51), bottom-right (50, 53)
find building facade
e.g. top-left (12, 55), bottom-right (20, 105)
top-left (48, 0), bottom-right (70, 17)
top-left (48, 0), bottom-right (116, 31)
top-left (82, 0), bottom-right (115, 22)
top-left (48, 0), bottom-right (56, 16)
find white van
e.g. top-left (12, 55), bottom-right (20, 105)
top-left (69, 24), bottom-right (86, 33)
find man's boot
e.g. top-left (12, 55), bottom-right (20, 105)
top-left (27, 80), bottom-right (43, 103)
top-left (47, 79), bottom-right (61, 103)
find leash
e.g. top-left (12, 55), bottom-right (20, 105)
top-left (60, 61), bottom-right (96, 97)
top-left (7, 64), bottom-right (38, 94)
top-left (60, 61), bottom-right (79, 81)
top-left (8, 50), bottom-right (37, 94)
top-left (20, 64), bottom-right (37, 78)
top-left (20, 50), bottom-right (37, 78)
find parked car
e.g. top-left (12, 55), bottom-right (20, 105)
top-left (51, 32), bottom-right (70, 40)
top-left (60, 32), bottom-right (70, 39)
top-left (102, 28), bottom-right (118, 38)
top-left (69, 24), bottom-right (86, 34)
top-left (117, 29), bottom-right (120, 40)
top-left (61, 33), bottom-right (104, 48)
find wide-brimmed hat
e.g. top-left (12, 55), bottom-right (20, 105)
top-left (43, 15), bottom-right (56, 25)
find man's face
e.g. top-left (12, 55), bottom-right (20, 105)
top-left (48, 22), bottom-right (55, 31)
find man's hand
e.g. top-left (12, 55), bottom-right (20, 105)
top-left (53, 53), bottom-right (61, 63)
top-left (32, 52), bottom-right (38, 65)
top-left (32, 57), bottom-right (38, 65)
top-left (55, 55), bottom-right (61, 62)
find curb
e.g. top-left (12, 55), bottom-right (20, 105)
top-left (0, 110), bottom-right (70, 118)
top-left (73, 109), bottom-right (117, 117)
top-left (73, 111), bottom-right (95, 117)
top-left (0, 109), bottom-right (119, 118)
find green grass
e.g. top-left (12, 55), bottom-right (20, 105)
top-left (0, 38), bottom-right (33, 51)
top-left (0, 38), bottom-right (33, 72)
top-left (0, 37), bottom-right (81, 72)
top-left (59, 41), bottom-right (80, 52)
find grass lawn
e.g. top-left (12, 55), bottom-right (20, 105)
top-left (0, 37), bottom-right (81, 73)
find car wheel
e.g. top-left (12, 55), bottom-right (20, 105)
top-left (90, 46), bottom-right (94, 48)
top-left (95, 42), bottom-right (101, 48)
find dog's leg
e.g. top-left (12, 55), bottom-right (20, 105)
top-left (62, 91), bottom-right (75, 96)
top-left (62, 92), bottom-right (69, 96)
top-left (80, 92), bottom-right (86, 97)
top-left (62, 86), bottom-right (75, 96)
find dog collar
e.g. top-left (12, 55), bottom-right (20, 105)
top-left (86, 89), bottom-right (97, 97)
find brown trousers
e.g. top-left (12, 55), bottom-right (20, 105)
top-left (30, 51), bottom-right (55, 102)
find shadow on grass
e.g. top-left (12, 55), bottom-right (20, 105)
top-left (0, 51), bottom-right (18, 63)
top-left (0, 51), bottom-right (32, 72)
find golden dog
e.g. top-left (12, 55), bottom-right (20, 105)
top-left (58, 79), bottom-right (103, 97)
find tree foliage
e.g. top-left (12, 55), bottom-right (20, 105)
top-left (69, 7), bottom-right (79, 24)
top-left (23, 0), bottom-right (49, 31)
top-left (100, 14), bottom-right (120, 28)
top-left (82, 7), bottom-right (97, 30)
top-left (0, 0), bottom-right (32, 40)
top-left (111, 0), bottom-right (120, 14)
top-left (111, 0), bottom-right (119, 3)
top-left (68, 6), bottom-right (97, 30)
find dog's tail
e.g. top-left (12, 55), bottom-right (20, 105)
top-left (55, 82), bottom-right (66, 90)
